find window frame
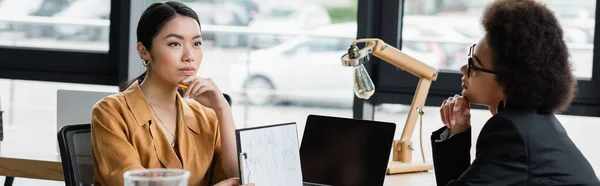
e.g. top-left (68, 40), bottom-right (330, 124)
top-left (0, 0), bottom-right (130, 86)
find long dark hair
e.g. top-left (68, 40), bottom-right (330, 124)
top-left (120, 1), bottom-right (201, 92)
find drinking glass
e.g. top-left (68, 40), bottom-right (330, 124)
top-left (124, 168), bottom-right (190, 186)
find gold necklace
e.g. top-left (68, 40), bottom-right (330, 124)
top-left (149, 105), bottom-right (176, 147)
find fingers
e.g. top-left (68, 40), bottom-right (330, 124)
top-left (222, 177), bottom-right (255, 186)
top-left (184, 79), bottom-right (200, 98)
top-left (439, 99), bottom-right (448, 127)
top-left (181, 75), bottom-right (196, 85)
top-left (460, 100), bottom-right (470, 117)
top-left (192, 84), bottom-right (212, 99)
top-left (443, 97), bottom-right (451, 128)
top-left (453, 95), bottom-right (462, 112)
top-left (189, 81), bottom-right (204, 98)
top-left (215, 178), bottom-right (239, 186)
top-left (454, 95), bottom-right (470, 112)
top-left (441, 95), bottom-right (472, 128)
top-left (453, 95), bottom-right (470, 118)
top-left (448, 97), bottom-right (456, 127)
top-left (182, 77), bottom-right (215, 98)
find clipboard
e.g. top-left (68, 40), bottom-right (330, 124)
top-left (236, 122), bottom-right (303, 186)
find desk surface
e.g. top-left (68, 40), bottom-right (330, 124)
top-left (0, 149), bottom-right (437, 185)
top-left (0, 129), bottom-right (64, 181)
top-left (0, 128), bottom-right (436, 185)
top-left (0, 150), bottom-right (437, 185)
top-left (384, 172), bottom-right (435, 186)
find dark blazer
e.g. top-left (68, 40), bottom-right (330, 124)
top-left (431, 103), bottom-right (600, 186)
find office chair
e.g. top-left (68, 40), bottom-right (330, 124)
top-left (57, 124), bottom-right (94, 186)
top-left (223, 93), bottom-right (232, 106)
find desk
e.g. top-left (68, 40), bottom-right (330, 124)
top-left (0, 153), bottom-right (436, 186)
top-left (0, 128), bottom-right (64, 186)
top-left (0, 149), bottom-right (63, 181)
top-left (0, 128), bottom-right (435, 186)
top-left (384, 172), bottom-right (436, 186)
top-left (0, 152), bottom-right (436, 186)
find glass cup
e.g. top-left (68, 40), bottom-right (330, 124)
top-left (123, 168), bottom-right (190, 186)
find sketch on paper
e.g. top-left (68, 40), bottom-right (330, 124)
top-left (238, 123), bottom-right (303, 186)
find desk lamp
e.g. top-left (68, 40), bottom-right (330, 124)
top-left (341, 38), bottom-right (438, 174)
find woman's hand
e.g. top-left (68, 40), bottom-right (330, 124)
top-left (181, 76), bottom-right (230, 111)
top-left (440, 94), bottom-right (471, 135)
top-left (214, 178), bottom-right (255, 186)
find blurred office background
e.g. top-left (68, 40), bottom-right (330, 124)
top-left (0, 0), bottom-right (599, 184)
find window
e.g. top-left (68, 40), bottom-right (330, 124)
top-left (0, 0), bottom-right (111, 52)
top-left (306, 38), bottom-right (342, 52)
top-left (147, 0), bottom-right (357, 128)
top-left (0, 0), bottom-right (128, 86)
top-left (403, 0), bottom-right (595, 78)
top-left (266, 9), bottom-right (295, 18)
top-left (364, 0), bottom-right (600, 117)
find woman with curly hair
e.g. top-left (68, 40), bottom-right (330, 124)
top-left (433, 0), bottom-right (600, 185)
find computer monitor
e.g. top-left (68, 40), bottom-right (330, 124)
top-left (300, 114), bottom-right (396, 186)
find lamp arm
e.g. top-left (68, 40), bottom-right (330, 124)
top-left (354, 38), bottom-right (438, 80)
top-left (393, 78), bottom-right (433, 162)
top-left (352, 38), bottom-right (439, 163)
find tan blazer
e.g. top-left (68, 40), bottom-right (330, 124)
top-left (91, 82), bottom-right (227, 186)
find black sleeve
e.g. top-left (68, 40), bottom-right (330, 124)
top-left (431, 126), bottom-right (472, 186)
top-left (448, 115), bottom-right (529, 186)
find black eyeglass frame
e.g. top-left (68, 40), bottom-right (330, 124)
top-left (468, 44), bottom-right (497, 78)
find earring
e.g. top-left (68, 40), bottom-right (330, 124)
top-left (142, 60), bottom-right (149, 67)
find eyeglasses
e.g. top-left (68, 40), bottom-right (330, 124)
top-left (467, 44), bottom-right (496, 78)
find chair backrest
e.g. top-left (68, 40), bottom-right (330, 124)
top-left (223, 93), bottom-right (232, 106)
top-left (58, 124), bottom-right (93, 186)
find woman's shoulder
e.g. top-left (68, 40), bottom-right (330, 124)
top-left (483, 110), bottom-right (564, 144)
top-left (490, 110), bottom-right (557, 132)
top-left (480, 111), bottom-right (526, 140)
top-left (92, 92), bottom-right (127, 113)
top-left (90, 92), bottom-right (134, 130)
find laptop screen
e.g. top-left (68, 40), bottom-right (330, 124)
top-left (299, 115), bottom-right (396, 186)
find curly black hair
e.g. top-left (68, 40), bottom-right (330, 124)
top-left (481, 0), bottom-right (576, 113)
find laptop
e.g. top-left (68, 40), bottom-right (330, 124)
top-left (57, 89), bottom-right (114, 131)
top-left (300, 115), bottom-right (396, 186)
top-left (56, 89), bottom-right (113, 152)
